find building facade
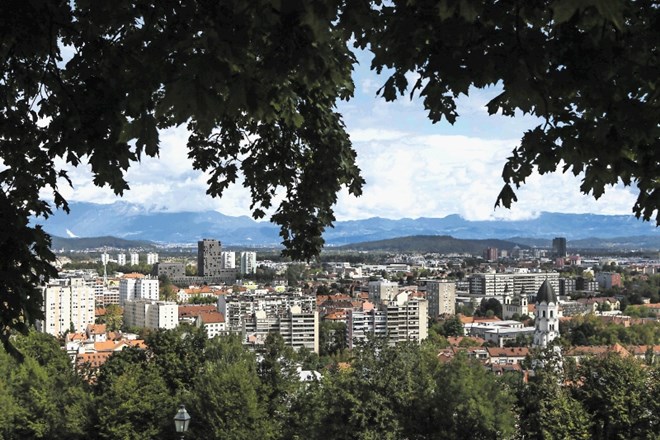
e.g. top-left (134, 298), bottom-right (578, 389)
top-left (425, 280), bottom-right (456, 318)
top-left (552, 237), bottom-right (567, 257)
top-left (198, 239), bottom-right (223, 276)
top-left (119, 275), bottom-right (159, 306)
top-left (239, 251), bottom-right (257, 275)
top-left (37, 278), bottom-right (96, 336)
top-left (124, 300), bottom-right (178, 330)
top-left (221, 251), bottom-right (236, 269)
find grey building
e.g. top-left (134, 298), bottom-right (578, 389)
top-left (425, 280), bottom-right (456, 318)
top-left (198, 239), bottom-right (222, 276)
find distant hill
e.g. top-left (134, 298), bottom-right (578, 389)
top-left (51, 236), bottom-right (158, 251)
top-left (337, 235), bottom-right (528, 254)
top-left (34, 201), bottom-right (659, 247)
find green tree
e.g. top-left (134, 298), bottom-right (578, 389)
top-left (518, 350), bottom-right (592, 439)
top-left (0, 331), bottom-right (93, 439)
top-left (319, 321), bottom-right (348, 356)
top-left (187, 336), bottom-right (274, 440)
top-left (572, 353), bottom-right (658, 440)
top-left (2, 0), bottom-right (658, 349)
top-left (98, 304), bottom-right (123, 331)
top-left (95, 363), bottom-right (175, 440)
top-left (146, 325), bottom-right (207, 394)
top-left (440, 315), bottom-right (465, 337)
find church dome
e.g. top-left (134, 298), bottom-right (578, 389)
top-left (536, 280), bottom-right (557, 303)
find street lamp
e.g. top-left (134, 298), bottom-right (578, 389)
top-left (174, 404), bottom-right (191, 439)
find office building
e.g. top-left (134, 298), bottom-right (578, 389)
top-left (552, 237), bottom-right (567, 257)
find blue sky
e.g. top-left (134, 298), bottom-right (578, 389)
top-left (54, 51), bottom-right (639, 222)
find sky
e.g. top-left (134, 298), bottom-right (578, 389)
top-left (53, 52), bottom-right (639, 222)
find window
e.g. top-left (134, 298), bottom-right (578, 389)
top-left (542, 310), bottom-right (546, 318)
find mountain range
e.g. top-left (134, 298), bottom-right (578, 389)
top-left (35, 201), bottom-right (659, 249)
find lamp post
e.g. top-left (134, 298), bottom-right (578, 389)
top-left (174, 404), bottom-right (191, 440)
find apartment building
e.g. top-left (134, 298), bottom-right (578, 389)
top-left (119, 274), bottom-right (159, 306)
top-left (37, 278), bottom-right (96, 336)
top-left (425, 280), bottom-right (456, 318)
top-left (219, 292), bottom-right (318, 352)
top-left (123, 300), bottom-right (178, 330)
top-left (368, 280), bottom-right (399, 303)
top-left (468, 272), bottom-right (559, 298)
top-left (130, 253), bottom-right (139, 266)
top-left (146, 253), bottom-right (159, 264)
top-left (346, 292), bottom-right (428, 348)
top-left (221, 251), bottom-right (236, 269)
top-left (117, 253), bottom-right (126, 266)
top-left (198, 239), bottom-right (222, 276)
top-left (239, 251), bottom-right (257, 275)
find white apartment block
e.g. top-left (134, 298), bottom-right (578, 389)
top-left (425, 280), bottom-right (456, 318)
top-left (100, 253), bottom-right (110, 264)
top-left (346, 308), bottom-right (388, 349)
top-left (130, 253), bottom-right (139, 266)
top-left (346, 292), bottom-right (428, 348)
top-left (147, 253), bottom-right (159, 264)
top-left (219, 292), bottom-right (318, 352)
top-left (468, 272), bottom-right (559, 298)
top-left (119, 275), bottom-right (159, 306)
top-left (123, 300), bottom-right (178, 330)
top-left (368, 280), bottom-right (399, 303)
top-left (240, 251), bottom-right (257, 275)
top-left (37, 278), bottom-right (96, 336)
top-left (384, 292), bottom-right (428, 345)
top-left (221, 251), bottom-right (236, 269)
top-left (117, 253), bottom-right (126, 266)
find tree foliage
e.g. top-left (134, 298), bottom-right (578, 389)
top-left (1, 0), bottom-right (658, 350)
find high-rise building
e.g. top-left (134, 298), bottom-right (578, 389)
top-left (130, 253), bottom-right (139, 266)
top-left (147, 252), bottom-right (159, 264)
top-left (100, 253), bottom-right (110, 264)
top-left (119, 274), bottom-right (159, 306)
top-left (425, 280), bottom-right (456, 318)
top-left (552, 237), bottom-right (567, 257)
top-left (117, 253), bottom-right (126, 266)
top-left (368, 280), bottom-right (399, 303)
top-left (468, 272), bottom-right (559, 297)
top-left (124, 300), bottom-right (178, 330)
top-left (483, 247), bottom-right (498, 261)
top-left (219, 292), bottom-right (318, 352)
top-left (37, 278), bottom-right (96, 336)
top-left (239, 251), bottom-right (257, 275)
top-left (221, 251), bottom-right (236, 269)
top-left (198, 239), bottom-right (222, 276)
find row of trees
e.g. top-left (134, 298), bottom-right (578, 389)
top-left (1, 327), bottom-right (658, 439)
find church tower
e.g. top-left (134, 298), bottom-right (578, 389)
top-left (533, 280), bottom-right (559, 348)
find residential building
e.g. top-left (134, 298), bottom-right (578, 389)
top-left (368, 280), bottom-right (399, 303)
top-left (198, 239), bottom-right (222, 276)
top-left (37, 278), bottom-right (96, 336)
top-left (123, 300), bottom-right (178, 330)
top-left (221, 251), bottom-right (236, 269)
top-left (483, 247), bottom-right (498, 261)
top-left (425, 280), bottom-right (456, 318)
top-left (239, 251), bottom-right (257, 275)
top-left (219, 292), bottom-right (318, 352)
top-left (468, 272), bottom-right (559, 297)
top-left (130, 253), bottom-right (139, 266)
top-left (156, 262), bottom-right (186, 279)
top-left (119, 274), bottom-right (159, 306)
top-left (147, 252), bottom-right (159, 264)
top-left (384, 292), bottom-right (428, 345)
top-left (100, 253), bottom-right (110, 264)
top-left (558, 277), bottom-right (576, 296)
top-left (117, 253), bottom-right (126, 266)
top-left (595, 272), bottom-right (622, 290)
